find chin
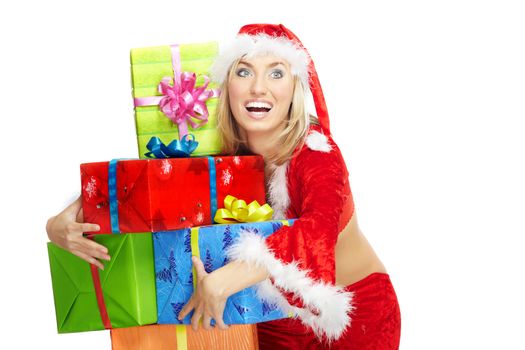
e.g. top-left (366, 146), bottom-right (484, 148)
top-left (237, 116), bottom-right (276, 133)
top-left (243, 124), bottom-right (278, 135)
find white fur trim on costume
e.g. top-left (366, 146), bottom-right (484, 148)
top-left (226, 230), bottom-right (354, 341)
top-left (211, 34), bottom-right (310, 89)
top-left (267, 161), bottom-right (290, 220)
top-left (305, 130), bottom-right (332, 153)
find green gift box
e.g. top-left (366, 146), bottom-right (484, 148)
top-left (47, 233), bottom-right (157, 333)
top-left (130, 42), bottom-right (221, 158)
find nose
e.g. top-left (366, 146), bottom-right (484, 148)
top-left (249, 73), bottom-right (267, 96)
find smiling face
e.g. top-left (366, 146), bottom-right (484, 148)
top-left (228, 54), bottom-right (295, 139)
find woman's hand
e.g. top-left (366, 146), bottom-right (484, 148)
top-left (178, 256), bottom-right (230, 331)
top-left (46, 196), bottom-right (110, 269)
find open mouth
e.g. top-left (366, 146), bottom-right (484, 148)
top-left (245, 101), bottom-right (273, 114)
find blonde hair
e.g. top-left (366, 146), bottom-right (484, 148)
top-left (217, 59), bottom-right (316, 166)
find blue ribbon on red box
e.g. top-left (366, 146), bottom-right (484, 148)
top-left (108, 159), bottom-right (120, 234)
top-left (107, 156), bottom-right (218, 233)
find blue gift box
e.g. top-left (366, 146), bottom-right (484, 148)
top-left (153, 220), bottom-right (293, 325)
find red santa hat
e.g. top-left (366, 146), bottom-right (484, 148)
top-left (211, 23), bottom-right (330, 132)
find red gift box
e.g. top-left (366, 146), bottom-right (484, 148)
top-left (81, 156), bottom-right (265, 234)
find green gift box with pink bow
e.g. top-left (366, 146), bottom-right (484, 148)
top-left (130, 42), bottom-right (221, 159)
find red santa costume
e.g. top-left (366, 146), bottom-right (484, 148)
top-left (214, 24), bottom-right (401, 349)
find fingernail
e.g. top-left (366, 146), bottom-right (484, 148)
top-left (104, 255), bottom-right (111, 261)
top-left (94, 225), bottom-right (100, 231)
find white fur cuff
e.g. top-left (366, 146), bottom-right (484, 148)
top-left (226, 229), bottom-right (353, 341)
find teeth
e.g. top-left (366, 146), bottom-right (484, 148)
top-left (246, 101), bottom-right (272, 109)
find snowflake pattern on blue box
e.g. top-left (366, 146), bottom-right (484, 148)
top-left (262, 300), bottom-right (279, 316)
top-left (153, 220), bottom-right (294, 325)
top-left (153, 228), bottom-right (193, 324)
top-left (156, 250), bottom-right (177, 283)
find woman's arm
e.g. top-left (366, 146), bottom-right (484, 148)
top-left (46, 196), bottom-right (110, 269)
top-left (225, 131), bottom-right (354, 341)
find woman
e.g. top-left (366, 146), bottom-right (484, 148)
top-left (46, 24), bottom-right (400, 349)
top-left (178, 24), bottom-right (401, 349)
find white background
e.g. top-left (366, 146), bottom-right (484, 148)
top-left (1, 0), bottom-right (524, 349)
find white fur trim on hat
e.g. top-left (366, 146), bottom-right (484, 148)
top-left (211, 34), bottom-right (310, 88)
top-left (226, 229), bottom-right (354, 342)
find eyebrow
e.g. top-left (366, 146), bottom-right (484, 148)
top-left (238, 60), bottom-right (286, 68)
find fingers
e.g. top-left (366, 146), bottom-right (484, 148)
top-left (81, 223), bottom-right (100, 234)
top-left (64, 222), bottom-right (85, 237)
top-left (215, 317), bottom-right (229, 330)
top-left (178, 298), bottom-right (195, 321)
top-left (191, 304), bottom-right (203, 331)
top-left (81, 233), bottom-right (106, 252)
top-left (66, 232), bottom-right (110, 269)
top-left (79, 238), bottom-right (110, 261)
top-left (49, 198), bottom-right (110, 270)
top-left (179, 295), bottom-right (227, 331)
top-left (202, 314), bottom-right (213, 330)
top-left (72, 250), bottom-right (105, 270)
top-left (63, 228), bottom-right (110, 261)
top-left (203, 309), bottom-right (228, 330)
top-left (66, 222), bottom-right (99, 236)
top-left (191, 256), bottom-right (207, 278)
top-left (211, 302), bottom-right (229, 330)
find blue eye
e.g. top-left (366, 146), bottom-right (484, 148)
top-left (236, 68), bottom-right (251, 77)
top-left (270, 69), bottom-right (284, 79)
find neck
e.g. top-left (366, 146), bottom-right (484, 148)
top-left (246, 131), bottom-right (280, 161)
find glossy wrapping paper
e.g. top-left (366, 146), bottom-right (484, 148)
top-left (130, 42), bottom-right (221, 158)
top-left (111, 324), bottom-right (259, 350)
top-left (80, 155), bottom-right (266, 234)
top-left (153, 221), bottom-right (294, 325)
top-left (47, 233), bottom-right (157, 333)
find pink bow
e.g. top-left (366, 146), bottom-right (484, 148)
top-left (157, 73), bottom-right (217, 138)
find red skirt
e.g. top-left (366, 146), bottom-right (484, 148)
top-left (257, 273), bottom-right (401, 349)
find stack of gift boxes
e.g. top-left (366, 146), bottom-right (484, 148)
top-left (47, 41), bottom-right (291, 344)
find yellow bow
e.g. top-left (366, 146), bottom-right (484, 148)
top-left (214, 195), bottom-right (273, 224)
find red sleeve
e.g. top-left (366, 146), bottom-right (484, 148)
top-left (265, 136), bottom-right (349, 285)
top-left (226, 132), bottom-right (354, 341)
